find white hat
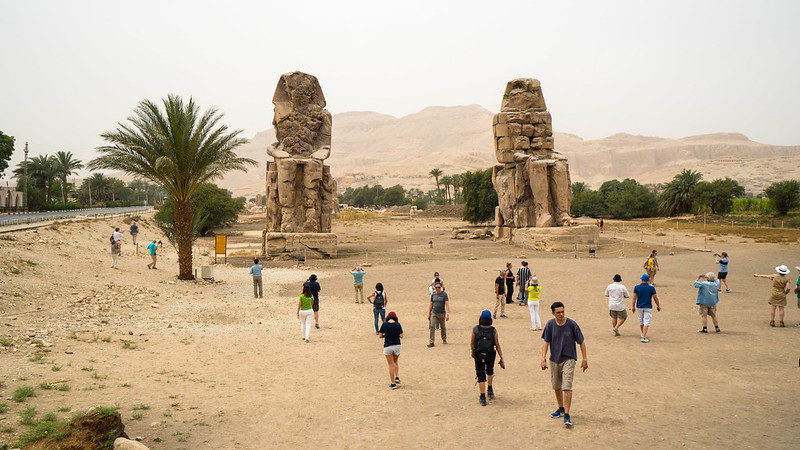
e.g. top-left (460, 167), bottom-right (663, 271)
top-left (776, 265), bottom-right (790, 275)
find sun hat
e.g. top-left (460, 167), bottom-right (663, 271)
top-left (530, 277), bottom-right (539, 284)
top-left (480, 310), bottom-right (492, 320)
top-left (309, 274), bottom-right (318, 281)
top-left (640, 274), bottom-right (650, 281)
top-left (613, 274), bottom-right (622, 282)
top-left (775, 265), bottom-right (790, 275)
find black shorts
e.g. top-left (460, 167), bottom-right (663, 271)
top-left (474, 352), bottom-right (496, 383)
top-left (312, 299), bottom-right (320, 312)
top-left (718, 272), bottom-right (727, 280)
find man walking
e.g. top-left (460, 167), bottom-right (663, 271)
top-left (604, 274), bottom-right (629, 336)
top-left (541, 301), bottom-right (587, 427)
top-left (351, 265), bottom-right (366, 303)
top-left (303, 274), bottom-right (322, 329)
top-left (493, 269), bottom-right (507, 319)
top-left (632, 274), bottom-right (661, 343)
top-left (427, 283), bottom-right (449, 347)
top-left (129, 221), bottom-right (139, 245)
top-left (112, 227), bottom-right (124, 255)
top-left (694, 272), bottom-right (720, 333)
top-left (250, 258), bottom-right (263, 298)
top-left (146, 239), bottom-right (158, 270)
top-left (516, 261), bottom-right (532, 306)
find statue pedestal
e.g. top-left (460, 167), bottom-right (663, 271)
top-left (262, 232), bottom-right (337, 258)
top-left (494, 225), bottom-right (598, 252)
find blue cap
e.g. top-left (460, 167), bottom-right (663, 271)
top-left (480, 310), bottom-right (492, 320)
top-left (640, 274), bottom-right (650, 281)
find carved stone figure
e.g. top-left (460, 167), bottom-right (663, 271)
top-left (492, 78), bottom-right (572, 228)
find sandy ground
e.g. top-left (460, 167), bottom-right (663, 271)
top-left (1, 213), bottom-right (799, 449)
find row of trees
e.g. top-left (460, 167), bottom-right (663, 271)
top-left (428, 168), bottom-right (464, 204)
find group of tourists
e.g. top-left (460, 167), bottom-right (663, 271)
top-left (107, 221), bottom-right (158, 270)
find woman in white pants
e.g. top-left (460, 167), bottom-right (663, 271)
top-left (526, 276), bottom-right (542, 330)
top-left (297, 285), bottom-right (315, 342)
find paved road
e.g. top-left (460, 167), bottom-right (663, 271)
top-left (0, 206), bottom-right (154, 227)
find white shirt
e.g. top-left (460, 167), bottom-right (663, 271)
top-left (604, 282), bottom-right (630, 311)
top-left (112, 231), bottom-right (124, 242)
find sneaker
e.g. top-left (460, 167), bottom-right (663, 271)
top-left (493, 315), bottom-right (496, 319)
top-left (304, 339), bottom-right (309, 343)
top-left (442, 340), bottom-right (447, 344)
top-left (564, 414), bottom-right (572, 426)
top-left (427, 343), bottom-right (435, 348)
top-left (315, 323), bottom-right (320, 329)
top-left (795, 323), bottom-right (800, 327)
top-left (715, 327), bottom-right (721, 333)
top-left (550, 407), bottom-right (565, 418)
top-left (487, 386), bottom-right (494, 399)
top-left (697, 329), bottom-right (708, 333)
top-left (725, 289), bottom-right (731, 293)
top-left (613, 328), bottom-right (620, 336)
top-left (389, 383), bottom-right (397, 390)
top-left (641, 337), bottom-right (650, 343)
top-left (395, 377), bottom-right (400, 384)
top-left (479, 395), bottom-right (487, 406)
top-left (500, 314), bottom-right (508, 318)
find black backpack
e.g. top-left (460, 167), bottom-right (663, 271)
top-left (474, 326), bottom-right (495, 358)
top-left (109, 234), bottom-right (115, 243)
top-left (373, 291), bottom-right (385, 309)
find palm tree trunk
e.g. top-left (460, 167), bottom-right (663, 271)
top-left (61, 177), bottom-right (67, 204)
top-left (175, 198), bottom-right (194, 280)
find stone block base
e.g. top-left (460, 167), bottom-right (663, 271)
top-left (262, 232), bottom-right (337, 258)
top-left (494, 225), bottom-right (598, 252)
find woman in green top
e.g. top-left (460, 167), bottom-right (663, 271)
top-left (297, 285), bottom-right (315, 342)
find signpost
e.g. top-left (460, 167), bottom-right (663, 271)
top-left (215, 235), bottom-right (227, 264)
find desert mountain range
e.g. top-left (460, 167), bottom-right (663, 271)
top-left (220, 105), bottom-right (800, 198)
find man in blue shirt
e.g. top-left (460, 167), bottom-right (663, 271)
top-left (350, 265), bottom-right (366, 303)
top-left (632, 274), bottom-right (661, 343)
top-left (541, 301), bottom-right (587, 427)
top-left (146, 239), bottom-right (157, 270)
top-left (303, 274), bottom-right (322, 329)
top-left (250, 258), bottom-right (263, 298)
top-left (714, 252), bottom-right (730, 293)
top-left (694, 272), bottom-right (720, 333)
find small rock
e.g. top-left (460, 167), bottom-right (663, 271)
top-left (434, 412), bottom-right (440, 416)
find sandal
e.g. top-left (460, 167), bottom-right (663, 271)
top-left (770, 321), bottom-right (775, 327)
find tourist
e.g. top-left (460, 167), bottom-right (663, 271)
top-left (604, 274), bottom-right (629, 336)
top-left (146, 239), bottom-right (158, 270)
top-left (795, 266), bottom-right (800, 327)
top-left (368, 282), bottom-right (387, 334)
top-left (643, 250), bottom-right (660, 285)
top-left (297, 285), bottom-right (314, 343)
top-left (504, 262), bottom-right (515, 304)
top-left (303, 274), bottom-right (322, 329)
top-left (379, 311), bottom-right (403, 389)
top-left (110, 234), bottom-right (120, 269)
top-left (129, 221), bottom-right (139, 245)
top-left (112, 227), bottom-right (124, 256)
top-left (754, 265), bottom-right (792, 327)
top-left (471, 310), bottom-right (505, 406)
top-left (429, 271), bottom-right (445, 293)
top-left (427, 283), bottom-right (449, 347)
top-left (250, 258), bottom-right (263, 298)
top-left (541, 301), bottom-right (587, 427)
top-left (493, 270), bottom-right (507, 319)
top-left (632, 274), bottom-right (661, 343)
top-left (516, 261), bottom-right (532, 306)
top-left (599, 218), bottom-right (604, 233)
top-left (350, 265), bottom-right (366, 303)
top-left (694, 272), bottom-right (721, 333)
top-left (527, 276), bottom-right (542, 330)
top-left (713, 252), bottom-right (731, 292)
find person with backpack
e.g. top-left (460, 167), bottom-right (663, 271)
top-left (368, 282), bottom-right (388, 334)
top-left (379, 311), bottom-right (403, 390)
top-left (109, 231), bottom-right (121, 269)
top-left (644, 250), bottom-right (660, 285)
top-left (129, 222), bottom-right (139, 245)
top-left (471, 310), bottom-right (505, 406)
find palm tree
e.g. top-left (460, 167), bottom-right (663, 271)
top-left (128, 179), bottom-right (148, 204)
top-left (429, 168), bottom-right (443, 196)
top-left (450, 173), bottom-right (463, 203)
top-left (658, 169), bottom-right (703, 216)
top-left (440, 175), bottom-right (452, 204)
top-left (84, 172), bottom-right (112, 203)
top-left (54, 151), bottom-right (83, 203)
top-left (88, 95), bottom-right (255, 280)
top-left (26, 155), bottom-right (59, 202)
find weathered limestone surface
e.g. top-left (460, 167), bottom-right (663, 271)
top-left (263, 71), bottom-right (338, 258)
top-left (495, 225), bottom-right (598, 252)
top-left (263, 232), bottom-right (337, 258)
top-left (492, 78), bottom-right (572, 229)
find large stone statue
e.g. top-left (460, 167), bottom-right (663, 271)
top-left (263, 71), bottom-right (337, 257)
top-left (492, 78), bottom-right (572, 228)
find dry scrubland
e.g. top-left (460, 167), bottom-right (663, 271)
top-left (1, 212), bottom-right (799, 449)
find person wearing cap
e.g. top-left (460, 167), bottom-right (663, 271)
top-left (379, 311), bottom-right (403, 389)
top-left (471, 310), bottom-right (505, 406)
top-left (427, 283), bottom-right (449, 347)
top-left (541, 301), bottom-right (587, 427)
top-left (350, 265), bottom-right (366, 303)
top-left (527, 276), bottom-right (542, 330)
top-left (632, 274), bottom-right (661, 343)
top-left (303, 274), bottom-right (322, 329)
top-left (249, 258), bottom-right (263, 298)
top-left (754, 265), bottom-right (792, 327)
top-left (493, 270), bottom-right (507, 319)
top-left (516, 261), bottom-right (533, 306)
top-left (146, 239), bottom-right (158, 270)
top-left (604, 274), bottom-right (630, 336)
top-left (714, 252), bottom-right (731, 292)
top-left (694, 272), bottom-right (721, 333)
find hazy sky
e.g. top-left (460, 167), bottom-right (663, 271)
top-left (1, 0), bottom-right (798, 178)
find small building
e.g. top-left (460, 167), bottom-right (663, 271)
top-left (0, 186), bottom-right (23, 212)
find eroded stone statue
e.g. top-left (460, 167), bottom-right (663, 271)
top-left (492, 78), bottom-right (572, 228)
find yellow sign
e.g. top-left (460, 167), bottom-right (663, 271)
top-left (215, 235), bottom-right (227, 255)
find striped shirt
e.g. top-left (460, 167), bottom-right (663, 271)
top-left (517, 266), bottom-right (532, 287)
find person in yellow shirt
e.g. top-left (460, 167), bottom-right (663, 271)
top-left (527, 276), bottom-right (542, 330)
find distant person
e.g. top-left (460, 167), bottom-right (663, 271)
top-left (471, 310), bottom-right (505, 406)
top-left (493, 270), bottom-right (507, 319)
top-left (129, 221), bottom-right (139, 245)
top-left (379, 311), bottom-right (403, 390)
top-left (599, 218), bottom-right (604, 233)
top-left (146, 239), bottom-right (158, 270)
top-left (368, 282), bottom-right (387, 334)
top-left (643, 250), bottom-right (660, 285)
top-left (527, 276), bottom-right (542, 330)
top-left (427, 283), bottom-right (449, 347)
top-left (604, 274), bottom-right (629, 336)
top-left (795, 266), bottom-right (800, 327)
top-left (110, 232), bottom-right (121, 269)
top-left (754, 265), bottom-right (792, 327)
top-left (297, 285), bottom-right (315, 343)
top-left (429, 271), bottom-right (445, 293)
top-left (694, 272), bottom-right (721, 333)
top-left (250, 258), bottom-right (263, 298)
top-left (303, 274), bottom-right (322, 329)
top-left (714, 252), bottom-right (731, 292)
top-left (112, 227), bottom-right (124, 255)
top-left (541, 301), bottom-right (587, 427)
top-left (632, 274), bottom-right (661, 343)
top-left (516, 261), bottom-right (533, 306)
top-left (504, 262), bottom-right (515, 304)
top-left (351, 265), bottom-right (366, 303)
